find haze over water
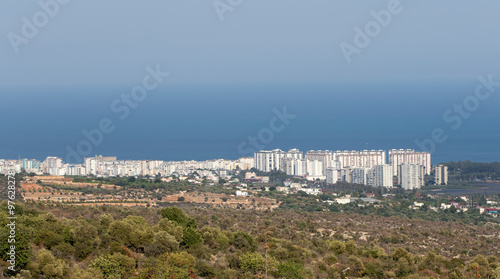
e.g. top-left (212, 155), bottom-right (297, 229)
top-left (1, 81), bottom-right (499, 164)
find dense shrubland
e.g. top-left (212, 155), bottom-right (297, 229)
top-left (0, 200), bottom-right (499, 279)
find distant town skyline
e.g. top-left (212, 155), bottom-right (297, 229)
top-left (0, 148), bottom-right (438, 190)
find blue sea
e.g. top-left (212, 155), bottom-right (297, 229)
top-left (1, 81), bottom-right (499, 164)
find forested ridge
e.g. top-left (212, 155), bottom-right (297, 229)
top-left (444, 161), bottom-right (500, 181)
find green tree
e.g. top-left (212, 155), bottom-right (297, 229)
top-left (182, 227), bottom-right (203, 247)
top-left (99, 214), bottom-right (114, 231)
top-left (232, 231), bottom-right (257, 251)
top-left (158, 219), bottom-right (183, 242)
top-left (239, 252), bottom-right (271, 273)
top-left (161, 207), bottom-right (195, 228)
top-left (90, 253), bottom-right (135, 279)
top-left (31, 249), bottom-right (69, 279)
top-left (326, 240), bottom-right (346, 255)
top-left (348, 255), bottom-right (366, 277)
top-left (107, 221), bottom-right (139, 248)
top-left (73, 221), bottom-right (100, 259)
top-left (145, 231), bottom-right (179, 256)
top-left (273, 260), bottom-right (310, 279)
top-left (136, 252), bottom-right (197, 279)
top-left (69, 267), bottom-right (103, 279)
top-left (201, 226), bottom-right (229, 249)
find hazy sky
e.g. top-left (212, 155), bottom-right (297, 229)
top-left (1, 0), bottom-right (500, 88)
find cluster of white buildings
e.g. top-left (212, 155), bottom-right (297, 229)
top-left (0, 156), bottom-right (254, 178)
top-left (0, 148), bottom-right (447, 190)
top-left (255, 148), bottom-right (436, 189)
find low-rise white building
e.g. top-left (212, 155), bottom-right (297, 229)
top-left (236, 190), bottom-right (248, 196)
top-left (335, 197), bottom-right (352, 204)
top-left (301, 188), bottom-right (320, 195)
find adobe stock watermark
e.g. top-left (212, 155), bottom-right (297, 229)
top-left (237, 106), bottom-right (296, 156)
top-left (65, 65), bottom-right (169, 163)
top-left (5, 169), bottom-right (17, 272)
top-left (340, 0), bottom-right (407, 63)
top-left (7, 0), bottom-right (71, 54)
top-left (415, 75), bottom-right (500, 154)
top-left (213, 0), bottom-right (244, 21)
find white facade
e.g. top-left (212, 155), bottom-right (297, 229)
top-left (400, 164), bottom-right (424, 190)
top-left (338, 168), bottom-right (351, 183)
top-left (326, 167), bottom-right (369, 185)
top-left (302, 188), bottom-right (320, 195)
top-left (435, 164), bottom-right (448, 185)
top-left (326, 167), bottom-right (340, 184)
top-left (335, 197), bottom-right (352, 204)
top-left (306, 159), bottom-right (323, 177)
top-left (351, 168), bottom-right (369, 185)
top-left (236, 190), bottom-right (248, 196)
top-left (22, 159), bottom-right (41, 172)
top-left (1, 155), bottom-right (246, 178)
top-left (254, 149), bottom-right (286, 172)
top-left (84, 157), bottom-right (98, 175)
top-left (334, 150), bottom-right (386, 169)
top-left (42, 157), bottom-right (63, 175)
top-left (373, 164), bottom-right (393, 188)
top-left (389, 149), bottom-right (431, 175)
top-left (286, 148), bottom-right (303, 160)
top-left (255, 149), bottom-right (303, 172)
top-left (235, 157), bottom-right (254, 170)
top-left (281, 158), bottom-right (323, 178)
top-left (305, 150), bottom-right (334, 174)
top-left (67, 165), bottom-right (86, 176)
top-left (281, 158), bottom-right (305, 176)
top-left (0, 160), bottom-right (22, 174)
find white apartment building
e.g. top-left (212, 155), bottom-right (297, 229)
top-left (286, 148), bottom-right (303, 160)
top-left (254, 149), bottom-right (303, 172)
top-left (326, 166), bottom-right (368, 185)
top-left (281, 158), bottom-right (323, 178)
top-left (282, 158), bottom-right (305, 176)
top-left (351, 168), bottom-right (369, 185)
top-left (255, 149), bottom-right (284, 172)
top-left (42, 157), bottom-right (63, 175)
top-left (334, 150), bottom-right (386, 169)
top-left (22, 159), bottom-right (41, 172)
top-left (305, 150), bottom-right (334, 173)
top-left (338, 168), bottom-right (351, 183)
top-left (372, 164), bottom-right (393, 188)
top-left (305, 159), bottom-right (324, 179)
top-left (84, 157), bottom-right (98, 175)
top-left (399, 164), bottom-right (424, 190)
top-left (389, 149), bottom-right (431, 176)
top-left (435, 164), bottom-right (448, 185)
top-left (234, 157), bottom-right (254, 170)
top-left (68, 165), bottom-right (86, 176)
top-left (326, 167), bottom-right (340, 184)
